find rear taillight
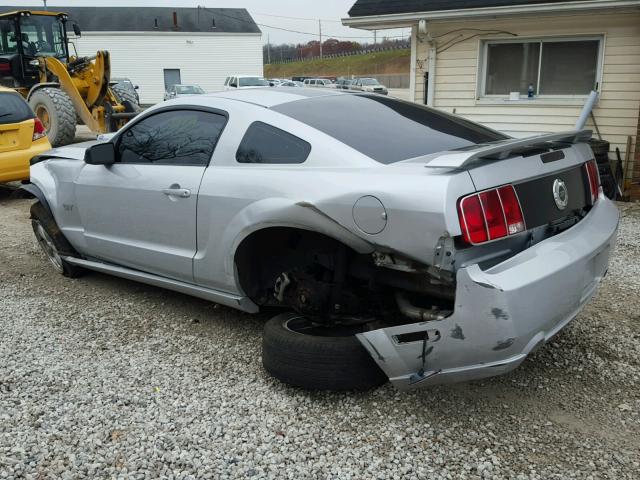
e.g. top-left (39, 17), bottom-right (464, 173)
top-left (0, 62), bottom-right (10, 75)
top-left (32, 117), bottom-right (47, 141)
top-left (458, 185), bottom-right (525, 245)
top-left (584, 160), bottom-right (600, 204)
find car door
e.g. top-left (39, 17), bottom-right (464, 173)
top-left (75, 107), bottom-right (228, 282)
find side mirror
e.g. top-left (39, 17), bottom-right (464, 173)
top-left (134, 85), bottom-right (139, 89)
top-left (84, 142), bottom-right (116, 165)
top-left (72, 24), bottom-right (82, 37)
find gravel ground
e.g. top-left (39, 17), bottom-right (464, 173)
top-left (1, 189), bottom-right (639, 479)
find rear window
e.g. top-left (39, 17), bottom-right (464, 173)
top-left (0, 92), bottom-right (34, 124)
top-left (272, 94), bottom-right (508, 164)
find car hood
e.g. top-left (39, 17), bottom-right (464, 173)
top-left (42, 140), bottom-right (99, 161)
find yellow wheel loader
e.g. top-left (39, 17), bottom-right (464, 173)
top-left (0, 10), bottom-right (139, 147)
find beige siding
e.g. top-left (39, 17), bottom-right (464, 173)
top-left (413, 12), bottom-right (640, 163)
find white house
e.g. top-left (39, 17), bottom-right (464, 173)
top-left (0, 6), bottom-right (263, 104)
top-left (344, 0), bottom-right (640, 196)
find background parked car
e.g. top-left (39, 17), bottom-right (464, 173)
top-left (351, 78), bottom-right (388, 95)
top-left (277, 81), bottom-right (302, 87)
top-left (303, 78), bottom-right (333, 88)
top-left (164, 84), bottom-right (206, 101)
top-left (111, 77), bottom-right (140, 104)
top-left (0, 86), bottom-right (51, 183)
top-left (224, 76), bottom-right (271, 90)
top-left (335, 78), bottom-right (353, 90)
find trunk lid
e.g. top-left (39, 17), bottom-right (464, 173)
top-left (0, 119), bottom-right (34, 153)
top-left (427, 130), bottom-right (595, 233)
top-left (468, 143), bottom-right (593, 233)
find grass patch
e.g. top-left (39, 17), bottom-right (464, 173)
top-left (264, 49), bottom-right (410, 78)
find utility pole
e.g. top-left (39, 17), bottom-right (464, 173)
top-left (318, 20), bottom-right (323, 58)
top-left (267, 34), bottom-right (271, 64)
top-left (43, 0), bottom-right (47, 10)
top-left (374, 30), bottom-right (377, 45)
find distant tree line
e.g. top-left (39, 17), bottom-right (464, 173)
top-left (263, 37), bottom-right (410, 64)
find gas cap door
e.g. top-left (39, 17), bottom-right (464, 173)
top-left (352, 195), bottom-right (387, 235)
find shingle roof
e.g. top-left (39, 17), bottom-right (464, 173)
top-left (349, 0), bottom-right (587, 17)
top-left (0, 6), bottom-right (261, 34)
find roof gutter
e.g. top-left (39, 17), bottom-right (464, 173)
top-left (342, 0), bottom-right (640, 29)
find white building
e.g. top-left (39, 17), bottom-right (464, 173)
top-left (1, 6), bottom-right (263, 104)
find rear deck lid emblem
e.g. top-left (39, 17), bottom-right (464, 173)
top-left (553, 179), bottom-right (568, 210)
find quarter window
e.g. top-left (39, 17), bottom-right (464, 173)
top-left (236, 121), bottom-right (311, 164)
top-left (482, 37), bottom-right (602, 97)
top-left (117, 109), bottom-right (227, 166)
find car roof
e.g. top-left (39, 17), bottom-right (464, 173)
top-left (205, 88), bottom-right (352, 108)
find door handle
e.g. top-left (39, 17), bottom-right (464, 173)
top-left (162, 187), bottom-right (191, 198)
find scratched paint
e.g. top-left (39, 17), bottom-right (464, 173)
top-left (493, 338), bottom-right (515, 351)
top-left (450, 324), bottom-right (465, 340)
top-left (491, 308), bottom-right (509, 320)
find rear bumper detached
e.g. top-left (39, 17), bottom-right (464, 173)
top-left (358, 196), bottom-right (619, 390)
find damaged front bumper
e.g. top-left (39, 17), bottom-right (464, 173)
top-left (358, 196), bottom-right (619, 390)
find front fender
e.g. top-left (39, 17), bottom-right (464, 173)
top-left (20, 181), bottom-right (53, 218)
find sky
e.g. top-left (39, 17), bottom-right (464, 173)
top-left (0, 0), bottom-right (410, 45)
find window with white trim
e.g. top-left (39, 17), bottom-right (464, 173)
top-left (480, 37), bottom-right (603, 98)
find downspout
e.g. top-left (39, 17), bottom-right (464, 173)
top-left (427, 43), bottom-right (436, 107)
top-left (409, 25), bottom-right (418, 102)
top-left (575, 90), bottom-right (600, 130)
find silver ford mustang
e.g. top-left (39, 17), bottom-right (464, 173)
top-left (25, 88), bottom-right (618, 391)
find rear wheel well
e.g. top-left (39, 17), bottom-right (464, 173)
top-left (234, 227), bottom-right (455, 321)
top-left (235, 227), bottom-right (356, 306)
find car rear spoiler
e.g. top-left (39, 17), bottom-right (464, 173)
top-left (425, 129), bottom-right (593, 170)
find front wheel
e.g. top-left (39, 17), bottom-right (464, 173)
top-left (262, 312), bottom-right (388, 391)
top-left (30, 202), bottom-right (84, 278)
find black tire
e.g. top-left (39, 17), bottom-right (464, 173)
top-left (28, 88), bottom-right (76, 147)
top-left (30, 202), bottom-right (84, 278)
top-left (112, 84), bottom-right (141, 113)
top-left (262, 312), bottom-right (388, 391)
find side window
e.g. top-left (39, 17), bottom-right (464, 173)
top-left (230, 77), bottom-right (237, 88)
top-left (224, 77), bottom-right (229, 86)
top-left (236, 121), bottom-right (311, 165)
top-left (117, 109), bottom-right (227, 166)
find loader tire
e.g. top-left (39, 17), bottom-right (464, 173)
top-left (262, 312), bottom-right (388, 391)
top-left (29, 88), bottom-right (77, 147)
top-left (112, 84), bottom-right (141, 113)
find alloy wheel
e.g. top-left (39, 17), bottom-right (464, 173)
top-left (33, 221), bottom-right (64, 273)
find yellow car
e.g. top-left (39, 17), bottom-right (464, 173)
top-left (0, 86), bottom-right (52, 183)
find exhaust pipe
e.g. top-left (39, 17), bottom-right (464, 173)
top-left (395, 292), bottom-right (447, 321)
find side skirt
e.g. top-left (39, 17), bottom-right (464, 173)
top-left (62, 256), bottom-right (259, 313)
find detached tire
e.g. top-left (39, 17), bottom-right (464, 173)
top-left (262, 313), bottom-right (388, 391)
top-left (30, 202), bottom-right (84, 278)
top-left (29, 88), bottom-right (76, 147)
top-left (111, 84), bottom-right (141, 113)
